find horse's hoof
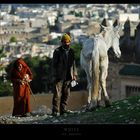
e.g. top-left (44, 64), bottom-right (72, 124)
top-left (97, 104), bottom-right (101, 108)
top-left (80, 104), bottom-right (89, 112)
top-left (105, 100), bottom-right (112, 107)
top-left (97, 101), bottom-right (101, 108)
top-left (105, 104), bottom-right (111, 108)
top-left (85, 106), bottom-right (96, 112)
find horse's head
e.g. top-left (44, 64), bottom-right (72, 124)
top-left (100, 24), bottom-right (122, 58)
top-left (111, 24), bottom-right (122, 58)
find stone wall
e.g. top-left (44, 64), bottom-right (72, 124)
top-left (107, 62), bottom-right (125, 101)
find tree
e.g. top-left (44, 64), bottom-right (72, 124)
top-left (24, 56), bottom-right (53, 93)
top-left (4, 43), bottom-right (87, 96)
top-left (0, 77), bottom-right (13, 97)
top-left (10, 36), bottom-right (17, 42)
top-left (75, 11), bottom-right (83, 17)
top-left (0, 47), bottom-right (6, 62)
top-left (71, 43), bottom-right (82, 66)
top-left (71, 43), bottom-right (88, 90)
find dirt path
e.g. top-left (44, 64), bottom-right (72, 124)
top-left (0, 91), bottom-right (88, 116)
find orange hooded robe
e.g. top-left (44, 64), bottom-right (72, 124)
top-left (11, 58), bottom-right (33, 116)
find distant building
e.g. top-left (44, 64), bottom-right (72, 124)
top-left (119, 13), bottom-right (139, 22)
top-left (119, 64), bottom-right (140, 98)
top-left (57, 21), bottom-right (72, 33)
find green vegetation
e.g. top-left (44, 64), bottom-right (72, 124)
top-left (43, 95), bottom-right (140, 124)
top-left (10, 36), bottom-right (17, 42)
top-left (0, 80), bottom-right (13, 97)
top-left (5, 56), bottom-right (52, 95)
top-left (75, 11), bottom-right (83, 17)
top-left (47, 37), bottom-right (60, 45)
top-left (1, 42), bottom-right (85, 96)
top-left (0, 47), bottom-right (6, 59)
top-left (25, 56), bottom-right (53, 93)
top-left (71, 43), bottom-right (82, 66)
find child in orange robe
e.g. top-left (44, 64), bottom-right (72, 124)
top-left (11, 58), bottom-right (33, 117)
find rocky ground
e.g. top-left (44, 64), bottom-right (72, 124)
top-left (1, 96), bottom-right (140, 137)
top-left (0, 105), bottom-right (82, 124)
top-left (1, 95), bottom-right (140, 125)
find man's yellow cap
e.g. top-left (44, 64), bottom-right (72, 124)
top-left (61, 33), bottom-right (71, 42)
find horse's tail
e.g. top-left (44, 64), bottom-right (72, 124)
top-left (91, 41), bottom-right (99, 103)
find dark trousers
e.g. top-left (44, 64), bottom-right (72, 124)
top-left (52, 80), bottom-right (71, 114)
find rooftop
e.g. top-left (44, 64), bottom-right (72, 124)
top-left (119, 64), bottom-right (140, 77)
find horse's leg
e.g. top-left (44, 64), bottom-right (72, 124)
top-left (80, 54), bottom-right (92, 110)
top-left (84, 61), bottom-right (92, 110)
top-left (100, 64), bottom-right (112, 107)
top-left (86, 72), bottom-right (92, 105)
top-left (90, 53), bottom-right (100, 109)
top-left (97, 84), bottom-right (102, 107)
top-left (84, 60), bottom-right (97, 111)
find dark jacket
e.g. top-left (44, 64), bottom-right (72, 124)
top-left (52, 46), bottom-right (77, 82)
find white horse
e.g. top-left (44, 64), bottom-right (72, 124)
top-left (80, 24), bottom-right (121, 111)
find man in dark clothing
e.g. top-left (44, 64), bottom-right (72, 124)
top-left (51, 33), bottom-right (78, 116)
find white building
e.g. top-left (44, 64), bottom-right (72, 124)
top-left (119, 13), bottom-right (139, 22)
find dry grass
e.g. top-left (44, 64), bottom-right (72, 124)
top-left (0, 90), bottom-right (88, 116)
